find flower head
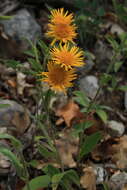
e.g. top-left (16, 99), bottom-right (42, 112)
top-left (46, 8), bottom-right (77, 45)
top-left (51, 43), bottom-right (84, 70)
top-left (40, 62), bottom-right (77, 93)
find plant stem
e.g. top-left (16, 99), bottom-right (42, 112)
top-left (20, 152), bottom-right (31, 190)
top-left (40, 91), bottom-right (64, 172)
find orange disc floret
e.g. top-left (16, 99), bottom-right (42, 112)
top-left (46, 8), bottom-right (77, 45)
top-left (39, 62), bottom-right (77, 93)
top-left (50, 43), bottom-right (85, 70)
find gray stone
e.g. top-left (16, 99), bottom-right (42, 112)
top-left (103, 22), bottom-right (125, 35)
top-left (78, 75), bottom-right (99, 99)
top-left (77, 59), bottom-right (95, 76)
top-left (94, 165), bottom-right (107, 184)
top-left (0, 9), bottom-right (41, 57)
top-left (124, 92), bottom-right (127, 110)
top-left (107, 120), bottom-right (125, 137)
top-left (94, 40), bottom-right (113, 71)
top-left (0, 99), bottom-right (30, 135)
top-left (110, 172), bottom-right (127, 190)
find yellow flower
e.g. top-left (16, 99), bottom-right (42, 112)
top-left (51, 43), bottom-right (84, 70)
top-left (46, 8), bottom-right (77, 45)
top-left (40, 62), bottom-right (77, 93)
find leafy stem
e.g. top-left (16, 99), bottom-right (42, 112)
top-left (39, 89), bottom-right (64, 172)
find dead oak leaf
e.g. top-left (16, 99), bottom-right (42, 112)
top-left (55, 100), bottom-right (84, 127)
top-left (122, 184), bottom-right (127, 190)
top-left (55, 131), bottom-right (78, 167)
top-left (111, 135), bottom-right (127, 169)
top-left (91, 135), bottom-right (127, 169)
top-left (80, 167), bottom-right (96, 190)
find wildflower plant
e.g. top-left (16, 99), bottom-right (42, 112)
top-left (1, 7), bottom-right (113, 190)
top-left (46, 8), bottom-right (77, 45)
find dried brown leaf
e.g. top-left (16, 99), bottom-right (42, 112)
top-left (80, 167), bottom-right (96, 190)
top-left (55, 131), bottom-right (78, 167)
top-left (7, 79), bottom-right (17, 88)
top-left (55, 99), bottom-right (84, 127)
top-left (122, 184), bottom-right (127, 190)
top-left (111, 135), bottom-right (127, 169)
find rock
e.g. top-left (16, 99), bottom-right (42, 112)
top-left (0, 99), bottom-right (30, 135)
top-left (0, 9), bottom-right (41, 58)
top-left (103, 22), bottom-right (125, 35)
top-left (124, 92), bottom-right (127, 110)
top-left (110, 171), bottom-right (127, 190)
top-left (78, 75), bottom-right (99, 99)
top-left (107, 120), bottom-right (125, 137)
top-left (94, 40), bottom-right (113, 71)
top-left (77, 59), bottom-right (95, 77)
top-left (94, 165), bottom-right (107, 184)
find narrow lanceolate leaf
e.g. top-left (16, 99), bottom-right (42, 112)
top-left (0, 104), bottom-right (10, 109)
top-left (114, 61), bottom-right (123, 72)
top-left (96, 109), bottom-right (108, 123)
top-left (6, 60), bottom-right (21, 69)
top-left (119, 85), bottom-right (127, 91)
top-left (0, 147), bottom-right (23, 176)
top-left (79, 132), bottom-right (102, 160)
top-left (23, 175), bottom-right (51, 190)
top-left (0, 15), bottom-right (13, 20)
top-left (52, 172), bottom-right (65, 190)
top-left (0, 133), bottom-right (22, 148)
top-left (52, 170), bottom-right (80, 190)
top-left (38, 144), bottom-right (56, 159)
top-left (64, 170), bottom-right (80, 187)
top-left (73, 91), bottom-right (89, 107)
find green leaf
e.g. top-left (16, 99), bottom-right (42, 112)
top-left (0, 147), bottom-right (23, 176)
top-left (114, 61), bottom-right (123, 72)
top-left (29, 160), bottom-right (39, 168)
top-left (61, 178), bottom-right (73, 190)
top-left (38, 40), bottom-right (49, 55)
top-left (23, 175), bottom-right (51, 190)
top-left (43, 164), bottom-right (60, 177)
top-left (79, 132), bottom-right (102, 159)
top-left (28, 58), bottom-right (42, 71)
top-left (64, 170), bottom-right (80, 187)
top-left (96, 109), bottom-right (108, 123)
top-left (118, 85), bottom-right (127, 91)
top-left (52, 173), bottom-right (65, 190)
top-left (102, 182), bottom-right (110, 190)
top-left (73, 91), bottom-right (89, 107)
top-left (38, 144), bottom-right (56, 159)
top-left (51, 170), bottom-right (80, 190)
top-left (72, 121), bottom-right (93, 137)
top-left (97, 7), bottom-right (105, 16)
top-left (0, 15), bottom-right (13, 20)
top-left (0, 133), bottom-right (22, 148)
top-left (106, 35), bottom-right (119, 50)
top-left (44, 89), bottom-right (55, 107)
top-left (6, 60), bottom-right (21, 69)
top-left (24, 49), bottom-right (35, 57)
top-left (100, 74), bottom-right (112, 86)
top-left (0, 104), bottom-right (10, 109)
